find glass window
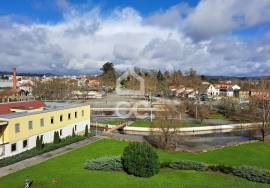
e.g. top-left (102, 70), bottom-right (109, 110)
top-left (11, 143), bottom-right (16, 152)
top-left (60, 115), bottom-right (63, 122)
top-left (23, 140), bottom-right (28, 148)
top-left (28, 121), bottom-right (33, 130)
top-left (68, 113), bottom-right (71, 120)
top-left (75, 112), bottom-right (77, 118)
top-left (40, 118), bottom-right (44, 127)
top-left (51, 117), bottom-right (54, 124)
top-left (15, 123), bottom-right (20, 133)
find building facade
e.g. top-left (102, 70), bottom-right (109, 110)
top-left (0, 103), bottom-right (90, 159)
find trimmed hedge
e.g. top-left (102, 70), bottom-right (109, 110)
top-left (0, 135), bottom-right (89, 168)
top-left (84, 156), bottom-right (123, 171)
top-left (211, 165), bottom-right (270, 184)
top-left (168, 160), bottom-right (208, 171)
top-left (122, 142), bottom-right (160, 177)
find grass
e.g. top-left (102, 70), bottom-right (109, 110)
top-left (130, 119), bottom-right (210, 127)
top-left (208, 114), bottom-right (225, 119)
top-left (98, 119), bottom-right (126, 125)
top-left (0, 139), bottom-right (270, 188)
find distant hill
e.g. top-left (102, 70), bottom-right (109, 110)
top-left (0, 71), bottom-right (55, 77)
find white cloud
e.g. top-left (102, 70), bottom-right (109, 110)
top-left (184, 0), bottom-right (270, 40)
top-left (0, 4), bottom-right (269, 76)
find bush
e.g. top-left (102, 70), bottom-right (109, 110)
top-left (84, 156), bottom-right (123, 171)
top-left (168, 160), bottom-right (208, 171)
top-left (122, 142), bottom-right (160, 177)
top-left (0, 135), bottom-right (87, 168)
top-left (84, 125), bottom-right (89, 137)
top-left (211, 164), bottom-right (270, 184)
top-left (53, 131), bottom-right (61, 144)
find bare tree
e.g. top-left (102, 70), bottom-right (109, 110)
top-left (257, 77), bottom-right (270, 142)
top-left (149, 103), bottom-right (184, 149)
top-left (197, 105), bottom-right (210, 125)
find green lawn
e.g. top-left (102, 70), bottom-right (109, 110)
top-left (0, 139), bottom-right (270, 188)
top-left (98, 119), bottom-right (126, 125)
top-left (130, 119), bottom-right (213, 127)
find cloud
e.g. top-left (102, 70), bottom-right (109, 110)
top-left (0, 4), bottom-right (269, 76)
top-left (183, 0), bottom-right (270, 40)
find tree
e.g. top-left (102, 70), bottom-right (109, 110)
top-left (197, 105), bottom-right (210, 125)
top-left (100, 62), bottom-right (117, 87)
top-left (157, 70), bottom-right (164, 82)
top-left (72, 128), bottom-right (76, 137)
top-left (149, 103), bottom-right (184, 149)
top-left (256, 77), bottom-right (270, 142)
top-left (53, 131), bottom-right (61, 144)
top-left (84, 125), bottom-right (89, 137)
top-left (122, 142), bottom-right (160, 177)
top-left (36, 136), bottom-right (40, 149)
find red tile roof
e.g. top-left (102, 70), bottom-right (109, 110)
top-left (0, 101), bottom-right (45, 115)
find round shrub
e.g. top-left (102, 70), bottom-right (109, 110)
top-left (122, 142), bottom-right (160, 177)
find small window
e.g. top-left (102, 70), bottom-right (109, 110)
top-left (68, 113), bottom-right (71, 120)
top-left (23, 140), bottom-right (28, 148)
top-left (75, 125), bottom-right (77, 131)
top-left (28, 121), bottom-right (33, 130)
top-left (75, 112), bottom-right (77, 118)
top-left (60, 115), bottom-right (63, 122)
top-left (60, 129), bottom-right (62, 136)
top-left (82, 110), bottom-right (84, 117)
top-left (11, 143), bottom-right (16, 152)
top-left (40, 118), bottom-right (44, 127)
top-left (51, 117), bottom-right (54, 124)
top-left (15, 123), bottom-right (20, 133)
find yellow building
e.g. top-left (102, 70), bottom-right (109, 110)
top-left (0, 103), bottom-right (90, 159)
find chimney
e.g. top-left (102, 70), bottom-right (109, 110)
top-left (13, 68), bottom-right (17, 92)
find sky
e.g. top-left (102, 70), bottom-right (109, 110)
top-left (0, 0), bottom-right (270, 76)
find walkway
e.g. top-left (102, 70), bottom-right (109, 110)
top-left (0, 136), bottom-right (101, 177)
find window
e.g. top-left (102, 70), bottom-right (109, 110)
top-left (15, 123), bottom-right (20, 133)
top-left (28, 121), bottom-right (33, 130)
top-left (75, 112), bottom-right (77, 118)
top-left (60, 129), bottom-right (62, 136)
top-left (60, 115), bottom-right (63, 122)
top-left (75, 125), bottom-right (77, 131)
top-left (11, 143), bottom-right (16, 152)
top-left (82, 110), bottom-right (84, 117)
top-left (68, 113), bottom-right (71, 120)
top-left (40, 118), bottom-right (44, 127)
top-left (23, 140), bottom-right (28, 148)
top-left (51, 117), bottom-right (54, 124)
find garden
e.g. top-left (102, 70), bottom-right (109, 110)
top-left (1, 139), bottom-right (270, 188)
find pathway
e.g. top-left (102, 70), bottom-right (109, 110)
top-left (0, 136), bottom-right (102, 177)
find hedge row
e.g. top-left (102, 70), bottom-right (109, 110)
top-left (167, 160), bottom-right (208, 171)
top-left (84, 156), bottom-right (123, 171)
top-left (165, 161), bottom-right (270, 184)
top-left (210, 165), bottom-right (270, 184)
top-left (0, 135), bottom-right (90, 168)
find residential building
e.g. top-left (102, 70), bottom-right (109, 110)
top-left (0, 102), bottom-right (90, 159)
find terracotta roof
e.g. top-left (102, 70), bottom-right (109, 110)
top-left (0, 101), bottom-right (45, 115)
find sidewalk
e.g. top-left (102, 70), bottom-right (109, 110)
top-left (0, 136), bottom-right (102, 177)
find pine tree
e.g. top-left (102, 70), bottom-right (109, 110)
top-left (36, 136), bottom-right (40, 149)
top-left (39, 135), bottom-right (44, 149)
top-left (56, 131), bottom-right (61, 144)
top-left (84, 125), bottom-right (89, 137)
top-left (72, 128), bottom-right (75, 137)
top-left (53, 131), bottom-right (58, 144)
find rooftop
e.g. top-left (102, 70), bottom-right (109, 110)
top-left (0, 102), bottom-right (90, 119)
